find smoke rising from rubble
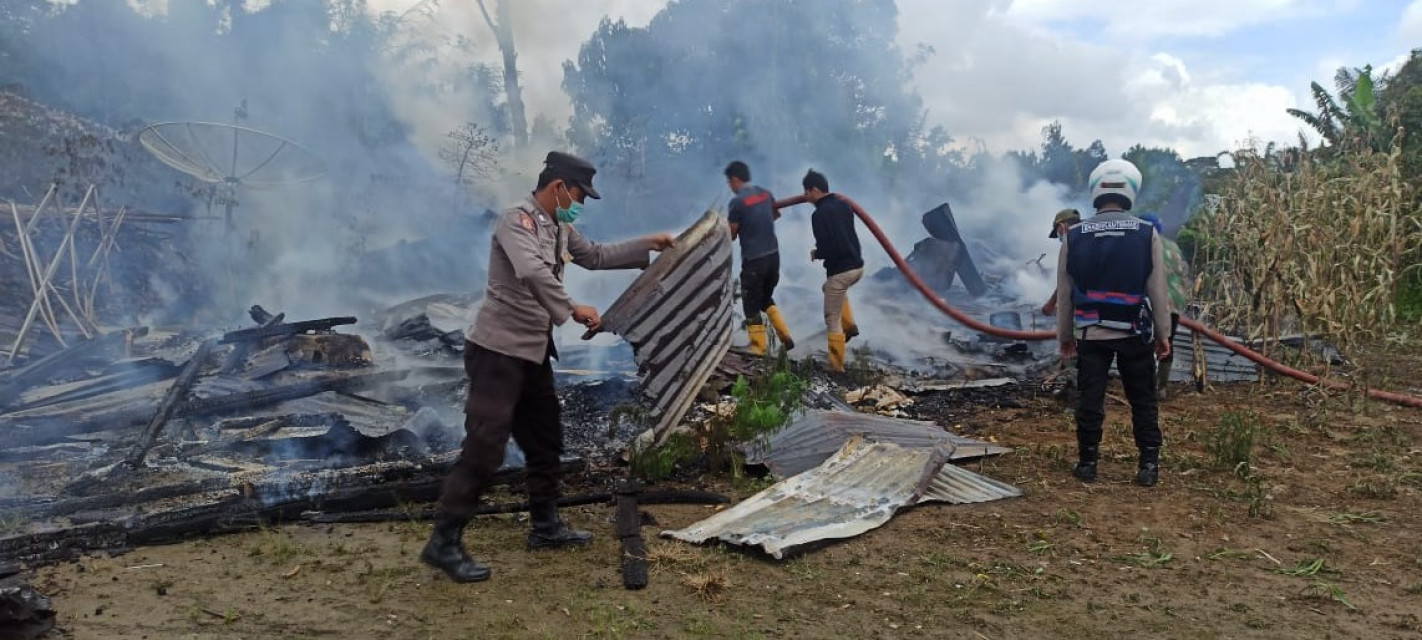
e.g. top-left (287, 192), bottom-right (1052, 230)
top-left (2, 1), bottom-right (1087, 354)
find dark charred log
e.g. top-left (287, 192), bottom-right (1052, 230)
top-left (219, 317), bottom-right (357, 345)
top-left (0, 328), bottom-right (146, 408)
top-left (0, 583), bottom-right (56, 640)
top-left (127, 339), bottom-right (216, 466)
top-left (0, 458), bottom-right (587, 566)
top-left (220, 311), bottom-right (286, 375)
top-left (616, 481), bottom-right (648, 590)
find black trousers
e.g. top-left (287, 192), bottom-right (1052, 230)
top-left (1075, 337), bottom-right (1161, 454)
top-left (739, 253), bottom-right (780, 322)
top-left (438, 342), bottom-right (563, 519)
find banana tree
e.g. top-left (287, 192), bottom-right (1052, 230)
top-left (1287, 65), bottom-right (1387, 152)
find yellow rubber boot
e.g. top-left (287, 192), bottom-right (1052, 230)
top-left (841, 300), bottom-right (859, 340)
top-left (747, 324), bottom-right (768, 356)
top-left (765, 305), bottom-right (795, 350)
top-left (827, 333), bottom-right (847, 372)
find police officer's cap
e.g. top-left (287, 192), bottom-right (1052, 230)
top-left (1048, 208), bottom-right (1081, 238)
top-left (544, 151), bottom-right (601, 199)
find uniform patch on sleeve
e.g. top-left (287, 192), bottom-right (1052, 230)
top-left (518, 212), bottom-right (536, 231)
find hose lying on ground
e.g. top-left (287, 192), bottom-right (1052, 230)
top-left (774, 194), bottom-right (1422, 409)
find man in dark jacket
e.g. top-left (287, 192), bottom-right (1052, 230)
top-left (1055, 159), bottom-right (1172, 488)
top-left (803, 169), bottom-right (863, 372)
top-left (725, 161), bottom-right (794, 353)
top-left (421, 152), bottom-right (674, 583)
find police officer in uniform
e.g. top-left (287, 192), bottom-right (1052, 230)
top-left (421, 152), bottom-right (675, 582)
top-left (1055, 159), bottom-right (1172, 487)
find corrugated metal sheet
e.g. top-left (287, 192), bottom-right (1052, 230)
top-left (744, 409), bottom-right (1013, 479)
top-left (1170, 324), bottom-right (1259, 383)
top-left (922, 462), bottom-right (1022, 504)
top-left (593, 210), bottom-right (734, 445)
top-left (663, 436), bottom-right (946, 559)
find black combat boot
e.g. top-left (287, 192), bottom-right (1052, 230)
top-left (420, 515), bottom-right (491, 582)
top-left (1136, 447), bottom-right (1161, 487)
top-left (1072, 445), bottom-right (1099, 483)
top-left (527, 501), bottom-right (594, 550)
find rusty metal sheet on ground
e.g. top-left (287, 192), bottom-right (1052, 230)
top-left (743, 409), bottom-right (1013, 479)
top-left (662, 436), bottom-right (946, 559)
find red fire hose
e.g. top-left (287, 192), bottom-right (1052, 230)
top-left (774, 194), bottom-right (1422, 408)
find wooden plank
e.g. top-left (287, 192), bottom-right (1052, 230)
top-left (219, 317), bottom-right (356, 345)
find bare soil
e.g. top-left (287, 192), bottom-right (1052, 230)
top-left (29, 359), bottom-right (1422, 639)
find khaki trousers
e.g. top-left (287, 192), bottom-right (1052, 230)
top-left (822, 268), bottom-right (863, 333)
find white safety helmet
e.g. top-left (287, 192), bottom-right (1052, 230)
top-left (1088, 159), bottom-right (1142, 210)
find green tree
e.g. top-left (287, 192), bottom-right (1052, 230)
top-left (561, 0), bottom-right (959, 232)
top-left (1380, 49), bottom-right (1422, 180)
top-left (1287, 65), bottom-right (1387, 152)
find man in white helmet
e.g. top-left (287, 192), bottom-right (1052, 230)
top-left (1053, 159), bottom-right (1172, 487)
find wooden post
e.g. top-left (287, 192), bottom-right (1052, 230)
top-left (126, 339), bottom-right (216, 467)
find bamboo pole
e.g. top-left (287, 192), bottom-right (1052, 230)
top-left (10, 201), bottom-right (66, 345)
top-left (7, 188), bottom-right (92, 363)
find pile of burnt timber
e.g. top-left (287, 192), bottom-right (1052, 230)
top-left (0, 305), bottom-right (511, 567)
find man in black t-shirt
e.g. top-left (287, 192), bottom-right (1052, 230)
top-left (725, 161), bottom-right (794, 354)
top-left (804, 169), bottom-right (864, 372)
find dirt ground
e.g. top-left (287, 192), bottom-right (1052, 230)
top-left (28, 355), bottom-right (1422, 639)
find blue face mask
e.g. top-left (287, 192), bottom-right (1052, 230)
top-left (556, 184), bottom-right (583, 224)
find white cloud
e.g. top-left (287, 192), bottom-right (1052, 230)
top-left (1005, 0), bottom-right (1350, 40)
top-left (1401, 0), bottom-right (1422, 42)
top-left (899, 0), bottom-right (1308, 157)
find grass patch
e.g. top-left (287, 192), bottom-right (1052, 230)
top-left (1328, 511), bottom-right (1388, 525)
top-left (1203, 411), bottom-right (1260, 475)
top-left (628, 432), bottom-right (700, 483)
top-left (1278, 558), bottom-right (1340, 578)
top-left (1302, 580), bottom-right (1357, 610)
top-left (680, 569), bottom-right (732, 603)
top-left (1347, 477), bottom-right (1399, 500)
top-left (1115, 538), bottom-right (1173, 568)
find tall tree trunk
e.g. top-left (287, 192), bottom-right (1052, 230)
top-left (477, 0), bottom-right (528, 150)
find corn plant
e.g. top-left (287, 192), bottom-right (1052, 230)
top-left (1191, 142), bottom-right (1422, 352)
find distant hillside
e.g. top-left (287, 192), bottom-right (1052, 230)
top-left (0, 88), bottom-right (190, 211)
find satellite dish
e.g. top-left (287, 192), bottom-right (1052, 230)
top-left (139, 121), bottom-right (326, 191)
top-left (137, 117), bottom-right (326, 312)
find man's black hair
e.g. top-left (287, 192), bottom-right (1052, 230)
top-left (535, 168), bottom-right (569, 193)
top-left (802, 169), bottom-right (829, 193)
top-left (724, 161), bottom-right (751, 182)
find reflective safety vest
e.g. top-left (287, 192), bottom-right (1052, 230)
top-left (1066, 215), bottom-right (1154, 335)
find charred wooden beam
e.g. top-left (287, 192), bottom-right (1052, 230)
top-left (220, 312), bottom-right (286, 375)
top-left (219, 317), bottom-right (357, 345)
top-left (0, 328), bottom-right (145, 408)
top-left (616, 481), bottom-right (648, 590)
top-left (126, 339), bottom-right (216, 467)
top-left (178, 370), bottom-right (408, 419)
top-left (7, 360), bottom-right (179, 412)
top-left (0, 370), bottom-right (409, 448)
top-left (301, 488), bottom-right (730, 524)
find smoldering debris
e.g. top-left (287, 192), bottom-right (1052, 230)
top-left (0, 581), bottom-right (55, 640)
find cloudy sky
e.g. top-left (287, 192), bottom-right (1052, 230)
top-left (373, 0), bottom-right (1417, 159)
